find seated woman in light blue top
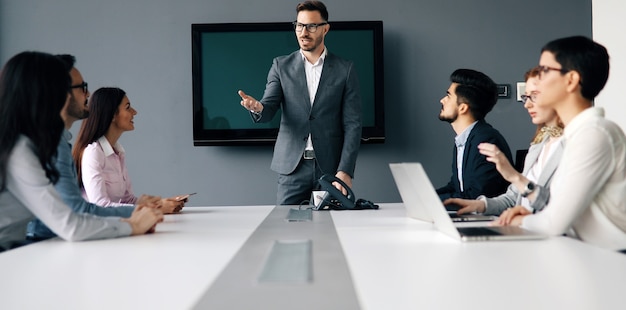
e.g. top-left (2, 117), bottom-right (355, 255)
top-left (0, 51), bottom-right (164, 252)
top-left (444, 68), bottom-right (564, 216)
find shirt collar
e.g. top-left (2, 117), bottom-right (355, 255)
top-left (564, 107), bottom-right (604, 139)
top-left (455, 121), bottom-right (478, 148)
top-left (300, 48), bottom-right (327, 65)
top-left (97, 136), bottom-right (125, 157)
top-left (62, 129), bottom-right (72, 143)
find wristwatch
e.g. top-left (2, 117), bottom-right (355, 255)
top-left (520, 181), bottom-right (536, 198)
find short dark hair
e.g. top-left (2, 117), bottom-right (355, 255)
top-left (541, 36), bottom-right (609, 101)
top-left (297, 1), bottom-right (329, 22)
top-left (0, 51), bottom-right (70, 191)
top-left (56, 54), bottom-right (76, 73)
top-left (450, 68), bottom-right (498, 121)
top-left (73, 87), bottom-right (127, 188)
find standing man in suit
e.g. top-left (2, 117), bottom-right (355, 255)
top-left (436, 69), bottom-right (512, 201)
top-left (238, 1), bottom-right (362, 205)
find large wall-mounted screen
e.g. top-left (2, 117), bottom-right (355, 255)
top-left (192, 21), bottom-right (384, 146)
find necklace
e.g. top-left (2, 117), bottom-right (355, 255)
top-left (540, 125), bottom-right (563, 138)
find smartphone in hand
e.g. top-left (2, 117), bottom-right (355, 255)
top-left (175, 193), bottom-right (197, 202)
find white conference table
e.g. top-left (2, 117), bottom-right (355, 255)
top-left (0, 205), bottom-right (275, 310)
top-left (1, 203), bottom-right (625, 310)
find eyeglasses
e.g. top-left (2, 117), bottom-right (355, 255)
top-left (293, 21), bottom-right (328, 33)
top-left (70, 81), bottom-right (88, 94)
top-left (534, 65), bottom-right (569, 80)
top-left (520, 93), bottom-right (538, 103)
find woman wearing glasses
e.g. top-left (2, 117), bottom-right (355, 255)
top-left (0, 52), bottom-right (163, 252)
top-left (72, 87), bottom-right (186, 214)
top-left (443, 68), bottom-right (564, 217)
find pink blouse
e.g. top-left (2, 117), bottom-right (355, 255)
top-left (81, 136), bottom-right (137, 207)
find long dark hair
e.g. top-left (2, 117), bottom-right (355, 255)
top-left (0, 51), bottom-right (70, 192)
top-left (72, 87), bottom-right (126, 188)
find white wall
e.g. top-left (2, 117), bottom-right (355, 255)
top-left (593, 0), bottom-right (626, 130)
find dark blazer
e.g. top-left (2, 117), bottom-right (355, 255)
top-left (436, 120), bottom-right (513, 200)
top-left (253, 51), bottom-right (362, 177)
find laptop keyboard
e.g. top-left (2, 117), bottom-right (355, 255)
top-left (448, 212), bottom-right (495, 222)
top-left (457, 227), bottom-right (501, 236)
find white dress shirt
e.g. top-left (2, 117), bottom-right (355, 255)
top-left (301, 48), bottom-right (327, 152)
top-left (454, 121), bottom-right (477, 192)
top-left (522, 107), bottom-right (626, 250)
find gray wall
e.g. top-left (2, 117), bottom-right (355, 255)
top-left (0, 0), bottom-right (591, 206)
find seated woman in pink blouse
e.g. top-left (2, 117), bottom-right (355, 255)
top-left (73, 87), bottom-right (185, 213)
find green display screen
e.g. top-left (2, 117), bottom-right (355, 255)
top-left (192, 21), bottom-right (384, 146)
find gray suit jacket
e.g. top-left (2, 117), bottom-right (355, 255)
top-left (483, 137), bottom-right (564, 215)
top-left (253, 51), bottom-right (362, 177)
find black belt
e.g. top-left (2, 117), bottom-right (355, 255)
top-left (303, 150), bottom-right (315, 159)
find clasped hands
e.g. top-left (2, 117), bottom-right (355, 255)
top-left (122, 194), bottom-right (189, 235)
top-left (137, 194), bottom-right (186, 214)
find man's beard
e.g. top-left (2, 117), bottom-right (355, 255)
top-left (299, 35), bottom-right (321, 52)
top-left (68, 99), bottom-right (89, 120)
top-left (438, 110), bottom-right (458, 123)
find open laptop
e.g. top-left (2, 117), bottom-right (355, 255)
top-left (390, 162), bottom-right (497, 223)
top-left (389, 162), bottom-right (547, 241)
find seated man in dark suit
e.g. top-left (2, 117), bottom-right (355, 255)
top-left (436, 69), bottom-right (513, 201)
